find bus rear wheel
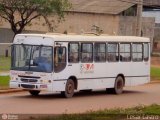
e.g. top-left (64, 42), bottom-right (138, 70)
top-left (114, 76), bottom-right (124, 94)
top-left (107, 76), bottom-right (124, 94)
top-left (29, 90), bottom-right (40, 96)
top-left (61, 79), bottom-right (75, 98)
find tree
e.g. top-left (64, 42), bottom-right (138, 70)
top-left (0, 0), bottom-right (71, 36)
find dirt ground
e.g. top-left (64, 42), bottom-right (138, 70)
top-left (0, 83), bottom-right (160, 114)
top-left (151, 57), bottom-right (160, 67)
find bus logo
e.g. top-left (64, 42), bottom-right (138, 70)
top-left (80, 64), bottom-right (94, 74)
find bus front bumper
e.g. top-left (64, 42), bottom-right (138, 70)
top-left (10, 81), bottom-right (52, 91)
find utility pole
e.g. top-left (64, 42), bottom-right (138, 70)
top-left (136, 0), bottom-right (143, 36)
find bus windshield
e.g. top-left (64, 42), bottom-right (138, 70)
top-left (11, 44), bottom-right (53, 73)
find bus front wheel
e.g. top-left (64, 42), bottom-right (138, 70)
top-left (61, 79), bottom-right (75, 98)
top-left (29, 90), bottom-right (40, 96)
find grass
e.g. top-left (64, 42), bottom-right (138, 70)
top-left (0, 76), bottom-right (10, 89)
top-left (92, 104), bottom-right (160, 115)
top-left (0, 56), bottom-right (11, 72)
top-left (32, 104), bottom-right (160, 120)
top-left (0, 56), bottom-right (10, 89)
top-left (151, 67), bottom-right (160, 80)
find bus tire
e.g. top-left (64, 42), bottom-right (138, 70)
top-left (113, 76), bottom-right (124, 94)
top-left (61, 79), bottom-right (75, 98)
top-left (29, 90), bottom-right (40, 96)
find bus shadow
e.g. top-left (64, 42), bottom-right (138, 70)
top-left (73, 90), bottom-right (146, 98)
top-left (123, 90), bottom-right (146, 94)
top-left (14, 89), bottom-right (146, 100)
top-left (14, 92), bottom-right (63, 100)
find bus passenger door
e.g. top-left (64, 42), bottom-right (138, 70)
top-left (54, 42), bottom-right (68, 74)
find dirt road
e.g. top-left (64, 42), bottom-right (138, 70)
top-left (0, 83), bottom-right (160, 114)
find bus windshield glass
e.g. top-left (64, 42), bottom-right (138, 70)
top-left (11, 44), bottom-right (53, 73)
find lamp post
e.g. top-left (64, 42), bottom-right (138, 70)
top-left (136, 0), bottom-right (143, 36)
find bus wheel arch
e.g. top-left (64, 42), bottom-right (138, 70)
top-left (68, 76), bottom-right (78, 90)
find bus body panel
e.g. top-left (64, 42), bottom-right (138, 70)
top-left (14, 35), bottom-right (54, 46)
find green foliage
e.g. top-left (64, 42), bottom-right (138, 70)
top-left (142, 104), bottom-right (160, 115)
top-left (151, 67), bottom-right (160, 80)
top-left (0, 0), bottom-right (71, 35)
top-left (0, 76), bottom-right (10, 89)
top-left (0, 56), bottom-right (11, 72)
top-left (91, 104), bottom-right (160, 115)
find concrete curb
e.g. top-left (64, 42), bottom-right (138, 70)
top-left (0, 89), bottom-right (23, 94)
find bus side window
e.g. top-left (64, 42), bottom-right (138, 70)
top-left (107, 43), bottom-right (119, 62)
top-left (132, 43), bottom-right (143, 62)
top-left (119, 43), bottom-right (131, 62)
top-left (81, 43), bottom-right (93, 63)
top-left (143, 43), bottom-right (149, 61)
top-left (68, 43), bottom-right (79, 63)
top-left (54, 47), bottom-right (66, 73)
top-left (94, 43), bottom-right (106, 62)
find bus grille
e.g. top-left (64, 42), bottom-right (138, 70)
top-left (21, 78), bottom-right (38, 83)
top-left (21, 84), bottom-right (35, 89)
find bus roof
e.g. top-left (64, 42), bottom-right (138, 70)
top-left (14, 34), bottom-right (150, 44)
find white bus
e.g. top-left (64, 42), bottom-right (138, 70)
top-left (10, 34), bottom-right (150, 98)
